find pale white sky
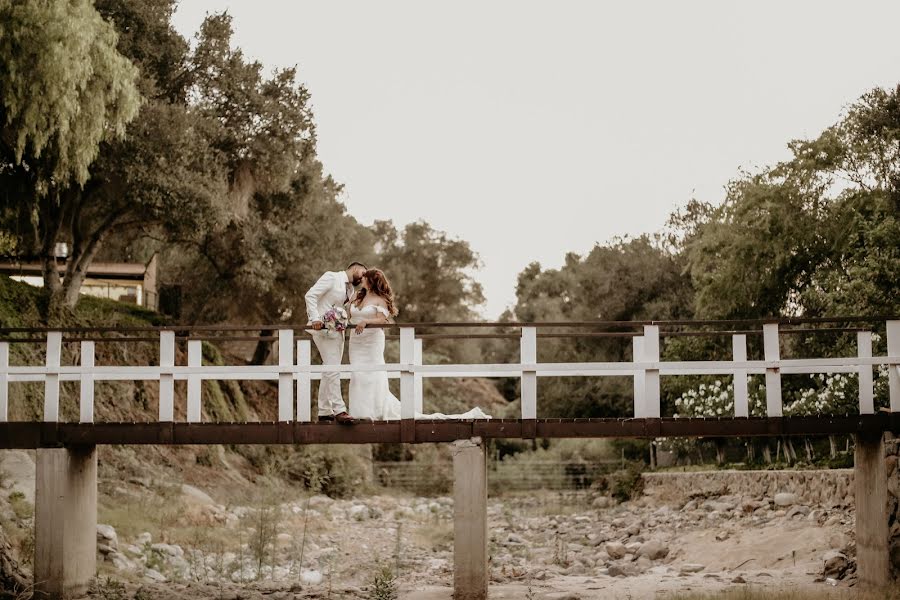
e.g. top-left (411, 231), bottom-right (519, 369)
top-left (173, 1), bottom-right (900, 318)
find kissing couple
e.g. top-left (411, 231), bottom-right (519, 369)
top-left (304, 262), bottom-right (490, 423)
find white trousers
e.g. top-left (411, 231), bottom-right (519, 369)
top-left (312, 331), bottom-right (347, 416)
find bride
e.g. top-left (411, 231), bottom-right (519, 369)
top-left (348, 268), bottom-right (491, 421)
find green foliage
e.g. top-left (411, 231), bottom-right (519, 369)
top-left (0, 0), bottom-right (141, 190)
top-left (368, 563), bottom-right (399, 600)
top-left (608, 464), bottom-right (645, 503)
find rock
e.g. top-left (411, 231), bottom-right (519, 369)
top-left (300, 569), bottom-right (323, 585)
top-left (624, 522), bottom-right (641, 536)
top-left (786, 505), bottom-right (810, 519)
top-left (680, 563), bottom-right (705, 574)
top-left (181, 484), bottom-right (216, 506)
top-left (136, 532), bottom-right (152, 546)
top-left (706, 501), bottom-right (733, 512)
top-left (605, 542), bottom-right (627, 560)
top-left (636, 540), bottom-right (669, 560)
top-left (150, 543), bottom-right (183, 558)
top-left (732, 575), bottom-right (746, 583)
top-left (774, 493), bottom-right (798, 507)
top-left (97, 543), bottom-right (115, 556)
top-left (143, 568), bottom-right (166, 583)
top-left (607, 563), bottom-right (635, 577)
top-left (349, 505), bottom-right (370, 520)
top-left (715, 531), bottom-right (729, 542)
top-left (592, 496), bottom-right (613, 509)
top-left (822, 550), bottom-right (849, 579)
top-left (96, 524), bottom-right (118, 549)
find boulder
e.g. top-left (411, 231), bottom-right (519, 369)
top-left (774, 493), bottom-right (798, 507)
top-left (680, 563), bottom-right (705, 574)
top-left (636, 540), bottom-right (669, 560)
top-left (592, 496), bottom-right (613, 509)
top-left (96, 524), bottom-right (118, 549)
top-left (605, 542), bottom-right (627, 560)
top-left (300, 569), bottom-right (324, 585)
top-left (822, 550), bottom-right (849, 579)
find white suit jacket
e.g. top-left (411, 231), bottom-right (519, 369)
top-left (305, 270), bottom-right (353, 323)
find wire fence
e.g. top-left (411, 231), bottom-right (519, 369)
top-left (373, 460), bottom-right (622, 495)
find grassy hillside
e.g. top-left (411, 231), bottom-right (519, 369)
top-left (0, 275), bottom-right (509, 493)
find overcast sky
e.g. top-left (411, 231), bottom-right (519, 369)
top-left (173, 1), bottom-right (900, 318)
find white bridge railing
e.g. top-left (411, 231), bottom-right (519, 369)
top-left (0, 321), bottom-right (898, 424)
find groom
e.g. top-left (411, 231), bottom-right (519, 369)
top-left (305, 262), bottom-right (368, 423)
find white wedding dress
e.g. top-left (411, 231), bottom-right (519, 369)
top-left (348, 304), bottom-right (491, 420)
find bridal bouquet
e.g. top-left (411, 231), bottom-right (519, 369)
top-left (322, 306), bottom-right (349, 336)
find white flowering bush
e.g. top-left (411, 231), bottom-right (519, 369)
top-left (673, 378), bottom-right (767, 418)
top-left (673, 367), bottom-right (890, 419)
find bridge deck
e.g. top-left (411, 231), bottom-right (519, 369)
top-left (2, 415), bottom-right (898, 448)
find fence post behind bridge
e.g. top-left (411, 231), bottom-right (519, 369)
top-left (643, 325), bottom-right (660, 418)
top-left (400, 327), bottom-right (415, 442)
top-left (414, 338), bottom-right (424, 414)
top-left (888, 320), bottom-right (900, 412)
top-left (857, 331), bottom-right (874, 415)
top-left (763, 323), bottom-right (782, 417)
top-left (0, 341), bottom-right (8, 422)
top-left (159, 330), bottom-right (175, 422)
top-left (43, 331), bottom-right (61, 422)
top-left (278, 329), bottom-right (294, 422)
top-left (732, 334), bottom-right (749, 418)
top-left (80, 341), bottom-right (95, 423)
top-left (632, 336), bottom-right (645, 418)
top-left (296, 339), bottom-right (312, 422)
top-left (520, 327), bottom-right (537, 437)
top-left (187, 340), bottom-right (202, 423)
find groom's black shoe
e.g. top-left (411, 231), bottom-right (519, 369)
top-left (334, 412), bottom-right (355, 424)
top-left (318, 415), bottom-right (335, 423)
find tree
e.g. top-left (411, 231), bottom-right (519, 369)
top-left (0, 0), bottom-right (142, 310)
top-left (506, 236), bottom-right (693, 417)
top-left (372, 220), bottom-right (485, 323)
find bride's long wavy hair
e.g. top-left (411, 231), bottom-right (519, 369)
top-left (354, 268), bottom-right (399, 317)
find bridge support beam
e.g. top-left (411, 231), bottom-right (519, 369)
top-left (34, 446), bottom-right (97, 599)
top-left (854, 432), bottom-right (890, 591)
top-left (452, 437), bottom-right (488, 600)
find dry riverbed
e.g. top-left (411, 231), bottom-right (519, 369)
top-left (0, 450), bottom-right (861, 599)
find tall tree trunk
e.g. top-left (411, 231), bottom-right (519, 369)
top-left (251, 329), bottom-right (274, 365)
top-left (715, 439), bottom-right (726, 466)
top-left (762, 441), bottom-right (772, 464)
top-left (828, 435), bottom-right (837, 459)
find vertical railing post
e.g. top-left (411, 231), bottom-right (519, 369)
top-left (159, 331), bottom-right (175, 422)
top-left (643, 325), bottom-right (660, 418)
top-left (187, 340), bottom-right (202, 423)
top-left (520, 327), bottom-right (537, 438)
top-left (632, 336), bottom-right (645, 418)
top-left (79, 341), bottom-right (95, 423)
top-left (414, 338), bottom-right (424, 414)
top-left (278, 329), bottom-right (294, 422)
top-left (857, 331), bottom-right (874, 415)
top-left (400, 328), bottom-right (416, 442)
top-left (296, 339), bottom-right (312, 423)
top-left (43, 332), bottom-right (61, 422)
top-left (0, 342), bottom-right (8, 422)
top-left (763, 323), bottom-right (782, 417)
top-left (887, 320), bottom-right (900, 412)
top-left (732, 334), bottom-right (749, 418)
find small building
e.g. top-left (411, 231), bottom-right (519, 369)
top-left (0, 254), bottom-right (159, 310)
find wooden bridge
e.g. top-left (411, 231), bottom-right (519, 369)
top-left (1, 317), bottom-right (898, 599)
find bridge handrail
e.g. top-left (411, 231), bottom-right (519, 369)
top-left (0, 319), bottom-right (897, 426)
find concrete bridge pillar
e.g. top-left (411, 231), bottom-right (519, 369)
top-left (854, 432), bottom-right (890, 591)
top-left (452, 437), bottom-right (488, 600)
top-left (34, 446), bottom-right (97, 599)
